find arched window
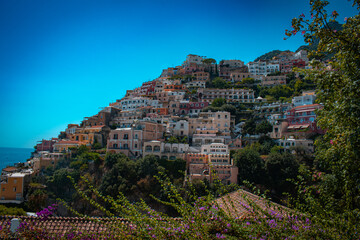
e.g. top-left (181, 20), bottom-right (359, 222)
top-left (145, 145), bottom-right (153, 152)
top-left (154, 146), bottom-right (160, 152)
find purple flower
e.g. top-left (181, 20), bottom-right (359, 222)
top-left (292, 225), bottom-right (299, 231)
top-left (216, 233), bottom-right (226, 239)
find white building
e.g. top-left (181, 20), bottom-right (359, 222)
top-left (185, 80), bottom-right (206, 88)
top-left (198, 88), bottom-right (255, 104)
top-left (118, 97), bottom-right (162, 111)
top-left (292, 92), bottom-right (316, 107)
top-left (247, 61), bottom-right (279, 76)
top-left (182, 54), bottom-right (206, 67)
top-left (167, 120), bottom-right (189, 137)
top-left (275, 137), bottom-right (314, 153)
top-left (201, 143), bottom-right (229, 154)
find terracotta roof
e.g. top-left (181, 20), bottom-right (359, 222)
top-left (215, 189), bottom-right (289, 219)
top-left (89, 125), bottom-right (105, 128)
top-left (0, 216), bottom-right (129, 237)
top-left (55, 141), bottom-right (81, 145)
top-left (2, 167), bottom-right (18, 172)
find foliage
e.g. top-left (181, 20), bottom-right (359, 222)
top-left (11, 173), bottom-right (358, 239)
top-left (265, 152), bottom-right (299, 194)
top-left (202, 58), bottom-right (216, 64)
top-left (211, 98), bottom-right (226, 108)
top-left (242, 118), bottom-right (256, 135)
top-left (254, 50), bottom-right (291, 62)
top-left (234, 148), bottom-right (265, 184)
top-left (211, 77), bottom-right (229, 89)
top-left (0, 205), bottom-right (26, 216)
top-left (255, 120), bottom-right (273, 135)
top-left (285, 0), bottom-right (360, 227)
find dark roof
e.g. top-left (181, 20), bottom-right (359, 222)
top-left (0, 215), bottom-right (129, 236)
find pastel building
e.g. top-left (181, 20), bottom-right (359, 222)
top-left (53, 140), bottom-right (85, 153)
top-left (186, 153), bottom-right (238, 184)
top-left (167, 120), bottom-right (189, 137)
top-left (0, 169), bottom-right (33, 204)
top-left (179, 101), bottom-right (209, 116)
top-left (286, 104), bottom-right (323, 128)
top-left (275, 137), bottom-right (314, 153)
top-left (118, 97), bottom-right (162, 111)
top-left (292, 91), bottom-right (316, 107)
top-left (198, 88), bottom-right (255, 104)
top-left (143, 141), bottom-right (193, 160)
top-left (192, 134), bottom-right (225, 147)
top-left (185, 80), bottom-right (206, 88)
top-left (188, 111), bottom-right (231, 137)
top-left (36, 138), bottom-right (58, 152)
top-left (107, 127), bottom-right (143, 158)
top-left (191, 71), bottom-right (210, 81)
top-left (230, 71), bottom-right (253, 83)
top-left (201, 143), bottom-right (229, 154)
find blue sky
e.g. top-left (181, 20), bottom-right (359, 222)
top-left (0, 0), bottom-right (356, 148)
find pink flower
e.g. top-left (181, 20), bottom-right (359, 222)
top-left (333, 30), bottom-right (337, 33)
top-left (330, 140), bottom-right (334, 145)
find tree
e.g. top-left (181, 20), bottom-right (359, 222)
top-left (211, 98), bottom-right (226, 108)
top-left (242, 118), bottom-right (256, 135)
top-left (255, 120), bottom-right (273, 135)
top-left (265, 152), bottom-right (299, 194)
top-left (234, 148), bottom-right (265, 184)
top-left (202, 58), bottom-right (216, 65)
top-left (211, 77), bottom-right (229, 89)
top-left (220, 104), bottom-right (237, 116)
top-left (287, 0), bottom-right (360, 215)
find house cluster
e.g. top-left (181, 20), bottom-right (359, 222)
top-left (1, 52), bottom-right (323, 203)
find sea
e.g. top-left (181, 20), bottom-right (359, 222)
top-left (0, 147), bottom-right (33, 171)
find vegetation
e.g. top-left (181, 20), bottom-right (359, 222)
top-left (4, 1), bottom-right (359, 239)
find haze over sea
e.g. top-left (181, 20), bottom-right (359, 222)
top-left (0, 147), bottom-right (33, 170)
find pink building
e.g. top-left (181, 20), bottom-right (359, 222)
top-left (179, 101), bottom-right (209, 115)
top-left (107, 128), bottom-right (143, 158)
top-left (36, 138), bottom-right (58, 152)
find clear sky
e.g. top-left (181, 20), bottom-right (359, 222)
top-left (0, 0), bottom-right (356, 148)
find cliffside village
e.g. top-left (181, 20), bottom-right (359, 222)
top-left (0, 52), bottom-right (324, 204)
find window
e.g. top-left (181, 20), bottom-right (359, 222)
top-left (124, 134), bottom-right (129, 140)
top-left (13, 187), bottom-right (16, 192)
top-left (135, 134), bottom-right (138, 139)
top-left (14, 179), bottom-right (17, 184)
top-left (113, 134), bottom-right (118, 140)
top-left (2, 188), bottom-right (5, 192)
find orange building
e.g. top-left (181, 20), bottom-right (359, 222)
top-left (0, 170), bottom-right (33, 204)
top-left (53, 140), bottom-right (85, 153)
top-left (164, 84), bottom-right (186, 92)
top-left (186, 153), bottom-right (238, 184)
